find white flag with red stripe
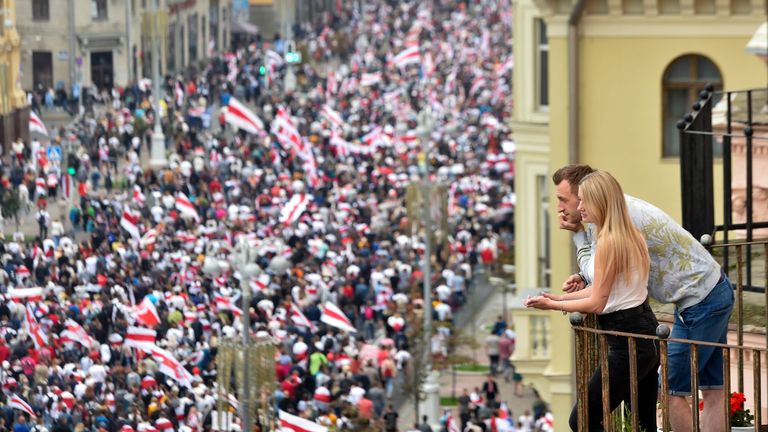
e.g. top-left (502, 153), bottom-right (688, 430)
top-left (141, 344), bottom-right (193, 388)
top-left (223, 97), bottom-right (264, 134)
top-left (133, 185), bottom-right (146, 206)
top-left (278, 410), bottom-right (328, 432)
top-left (175, 192), bottom-right (200, 221)
top-left (140, 228), bottom-right (158, 248)
top-left (120, 208), bottom-right (141, 240)
top-left (389, 46), bottom-right (420, 69)
top-left (24, 304), bottom-right (48, 349)
top-left (64, 319), bottom-right (96, 348)
top-left (125, 326), bottom-right (157, 349)
top-left (321, 105), bottom-right (345, 131)
top-left (133, 297), bottom-right (161, 327)
top-left (272, 107), bottom-right (303, 151)
top-left (280, 193), bottom-right (312, 226)
top-left (214, 295), bottom-right (243, 316)
top-left (8, 287), bottom-right (44, 302)
top-left (320, 301), bottom-right (357, 333)
top-left (290, 304), bottom-right (317, 332)
top-left (9, 394), bottom-right (36, 417)
top-left (360, 72), bottom-right (382, 87)
top-left (29, 111), bottom-right (48, 136)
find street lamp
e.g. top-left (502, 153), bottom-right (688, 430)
top-left (416, 106), bottom-right (440, 426)
top-left (149, 0), bottom-right (167, 169)
top-left (203, 238), bottom-right (262, 432)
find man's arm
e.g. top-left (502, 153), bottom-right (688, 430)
top-left (573, 224), bottom-right (595, 285)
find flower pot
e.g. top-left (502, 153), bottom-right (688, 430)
top-left (731, 427), bottom-right (754, 431)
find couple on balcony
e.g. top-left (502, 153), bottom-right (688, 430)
top-left (525, 165), bottom-right (734, 432)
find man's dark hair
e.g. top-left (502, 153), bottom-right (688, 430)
top-left (552, 165), bottom-right (595, 193)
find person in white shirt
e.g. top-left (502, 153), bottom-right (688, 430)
top-left (552, 165), bottom-right (734, 432)
top-left (526, 171), bottom-right (660, 432)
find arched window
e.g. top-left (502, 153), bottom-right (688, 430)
top-left (662, 54), bottom-right (723, 157)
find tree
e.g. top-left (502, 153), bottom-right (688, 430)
top-left (1, 189), bottom-right (22, 233)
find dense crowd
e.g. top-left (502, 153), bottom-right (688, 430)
top-left (0, 0), bottom-right (529, 431)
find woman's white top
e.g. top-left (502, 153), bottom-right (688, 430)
top-left (600, 265), bottom-right (648, 314)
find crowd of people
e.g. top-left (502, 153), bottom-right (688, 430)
top-left (0, 0), bottom-right (532, 431)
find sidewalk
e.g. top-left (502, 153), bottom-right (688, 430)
top-left (397, 281), bottom-right (540, 429)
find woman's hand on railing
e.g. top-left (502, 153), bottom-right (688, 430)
top-left (524, 295), bottom-right (556, 309)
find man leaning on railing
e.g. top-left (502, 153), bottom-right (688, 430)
top-left (550, 164), bottom-right (735, 432)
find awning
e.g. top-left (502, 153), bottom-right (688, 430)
top-left (231, 18), bottom-right (260, 35)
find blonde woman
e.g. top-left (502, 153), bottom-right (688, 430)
top-left (525, 171), bottom-right (659, 431)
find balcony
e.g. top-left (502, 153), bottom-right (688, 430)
top-left (567, 85), bottom-right (768, 431)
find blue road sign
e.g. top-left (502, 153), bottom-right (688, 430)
top-left (47, 145), bottom-right (62, 162)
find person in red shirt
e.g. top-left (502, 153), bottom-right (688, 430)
top-left (357, 394), bottom-right (374, 420)
top-left (0, 339), bottom-right (10, 364)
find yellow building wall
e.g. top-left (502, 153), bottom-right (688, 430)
top-left (544, 33), bottom-right (576, 431)
top-left (578, 36), bottom-right (766, 222)
top-left (544, 26), bottom-right (765, 429)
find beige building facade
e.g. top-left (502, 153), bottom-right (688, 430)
top-left (17, 0), bottom-right (231, 93)
top-left (0, 0), bottom-right (30, 151)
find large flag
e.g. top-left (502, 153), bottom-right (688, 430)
top-left (9, 394), bottom-right (36, 417)
top-left (279, 193), bottom-right (312, 226)
top-left (63, 319), bottom-right (96, 348)
top-left (389, 46), bottom-right (420, 69)
top-left (290, 304), bottom-right (317, 332)
top-left (29, 111), bottom-right (48, 136)
top-left (143, 344), bottom-right (193, 388)
top-left (175, 192), bottom-right (200, 221)
top-left (223, 98), bottom-right (264, 134)
top-left (23, 304), bottom-right (47, 349)
top-left (133, 297), bottom-right (161, 327)
top-left (320, 302), bottom-right (357, 333)
top-left (278, 410), bottom-right (328, 432)
top-left (125, 326), bottom-right (157, 349)
top-left (120, 208), bottom-right (141, 240)
top-left (271, 107), bottom-right (303, 152)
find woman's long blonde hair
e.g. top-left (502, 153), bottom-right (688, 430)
top-left (579, 171), bottom-right (649, 278)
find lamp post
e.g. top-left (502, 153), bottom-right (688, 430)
top-left (149, 0), bottom-right (167, 169)
top-left (204, 238), bottom-right (262, 432)
top-left (416, 106), bottom-right (440, 426)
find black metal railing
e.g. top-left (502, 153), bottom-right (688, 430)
top-left (571, 238), bottom-right (768, 431)
top-left (679, 86), bottom-right (768, 293)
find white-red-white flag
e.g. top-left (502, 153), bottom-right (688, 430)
top-left (214, 295), bottom-right (243, 317)
top-left (175, 192), bottom-right (200, 221)
top-left (125, 326), bottom-right (157, 349)
top-left (133, 297), bottom-right (161, 327)
top-left (24, 304), bottom-right (48, 349)
top-left (140, 228), bottom-right (158, 248)
top-left (321, 105), bottom-right (345, 131)
top-left (29, 111), bottom-right (48, 136)
top-left (290, 304), bottom-right (317, 332)
top-left (8, 287), bottom-right (43, 302)
top-left (271, 107), bottom-right (303, 152)
top-left (389, 46), bottom-right (420, 69)
top-left (120, 208), bottom-right (141, 240)
top-left (142, 344), bottom-right (193, 388)
top-left (360, 72), bottom-right (382, 87)
top-left (64, 319), bottom-right (96, 348)
top-left (279, 193), bottom-right (312, 226)
top-left (266, 49), bottom-right (285, 68)
top-left (278, 410), bottom-right (328, 432)
top-left (9, 394), bottom-right (36, 417)
top-left (320, 302), bottom-right (357, 333)
top-left (223, 97), bottom-right (264, 134)
top-left (133, 185), bottom-right (146, 206)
